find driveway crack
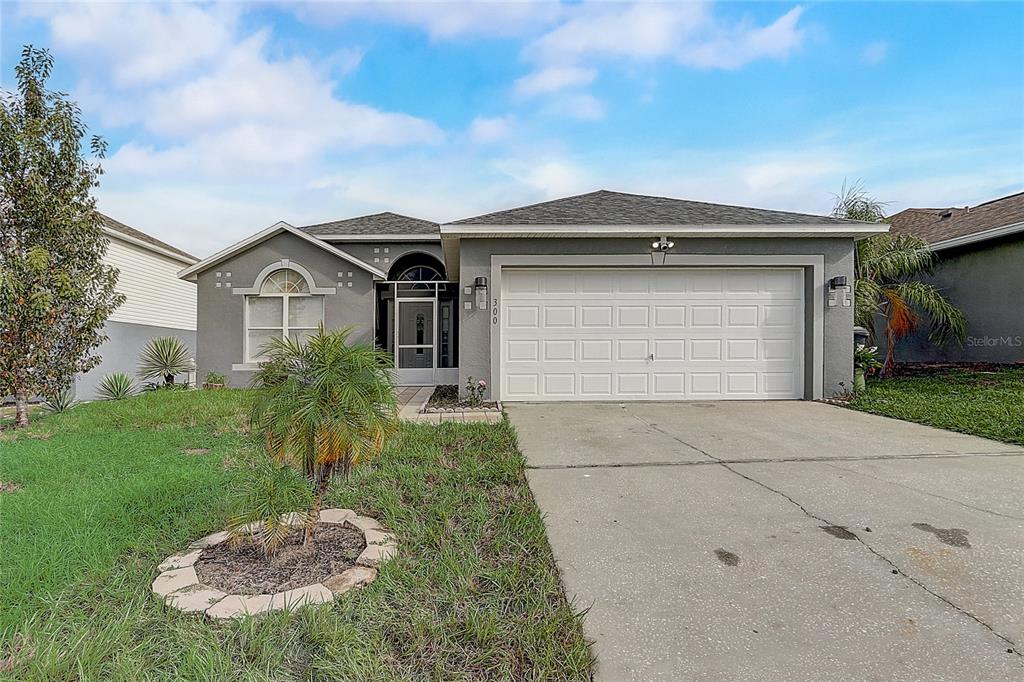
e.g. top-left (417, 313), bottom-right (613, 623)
top-left (822, 461), bottom-right (1024, 521)
top-left (629, 411), bottom-right (1021, 656)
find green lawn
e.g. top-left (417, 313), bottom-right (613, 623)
top-left (847, 366), bottom-right (1024, 445)
top-left (0, 390), bottom-right (592, 680)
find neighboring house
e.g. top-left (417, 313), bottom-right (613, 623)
top-left (74, 215), bottom-right (198, 399)
top-left (179, 190), bottom-right (886, 401)
top-left (889, 191), bottom-right (1024, 364)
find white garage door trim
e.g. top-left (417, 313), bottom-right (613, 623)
top-left (489, 254), bottom-right (825, 401)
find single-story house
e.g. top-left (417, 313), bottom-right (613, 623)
top-left (74, 214), bottom-right (198, 399)
top-left (888, 191), bottom-right (1024, 364)
top-left (179, 190), bottom-right (887, 400)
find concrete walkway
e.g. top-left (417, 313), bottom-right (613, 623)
top-left (508, 401), bottom-right (1024, 681)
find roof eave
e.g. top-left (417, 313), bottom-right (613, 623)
top-left (439, 223), bottom-right (890, 239)
top-left (929, 220), bottom-right (1024, 251)
top-left (313, 233), bottom-right (441, 241)
top-left (102, 226), bottom-right (198, 265)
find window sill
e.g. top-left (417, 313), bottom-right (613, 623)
top-left (231, 363), bottom-right (260, 371)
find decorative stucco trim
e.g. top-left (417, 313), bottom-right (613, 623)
top-left (929, 220), bottom-right (1024, 251)
top-left (232, 260), bottom-right (337, 295)
top-left (487, 254), bottom-right (826, 402)
top-left (178, 221), bottom-right (387, 281)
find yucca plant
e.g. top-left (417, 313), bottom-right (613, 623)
top-left (138, 336), bottom-right (191, 386)
top-left (227, 458), bottom-right (314, 556)
top-left (96, 372), bottom-right (137, 400)
top-left (833, 182), bottom-right (966, 376)
top-left (43, 387), bottom-right (78, 413)
top-left (249, 325), bottom-right (398, 550)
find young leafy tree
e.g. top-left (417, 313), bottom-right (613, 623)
top-left (248, 325), bottom-right (398, 550)
top-left (0, 46), bottom-right (122, 427)
top-left (833, 182), bottom-right (966, 376)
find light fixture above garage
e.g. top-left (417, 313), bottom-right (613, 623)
top-left (651, 236), bottom-right (675, 251)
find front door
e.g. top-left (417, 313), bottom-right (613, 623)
top-left (395, 298), bottom-right (435, 385)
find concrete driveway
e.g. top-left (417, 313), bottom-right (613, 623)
top-left (507, 401), bottom-right (1024, 681)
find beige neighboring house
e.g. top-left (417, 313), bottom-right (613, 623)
top-left (74, 215), bottom-right (198, 399)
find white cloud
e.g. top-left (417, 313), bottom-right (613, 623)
top-left (290, 1), bottom-right (563, 40)
top-left (468, 115), bottom-right (514, 144)
top-left (22, 2), bottom-right (240, 87)
top-left (514, 66), bottom-right (596, 97)
top-left (678, 6), bottom-right (806, 70)
top-left (524, 3), bottom-right (805, 70)
top-left (495, 158), bottom-right (590, 198)
top-left (861, 41), bottom-right (889, 66)
top-left (548, 93), bottom-right (606, 121)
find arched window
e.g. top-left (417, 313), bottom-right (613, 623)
top-left (398, 265), bottom-right (443, 282)
top-left (245, 268), bottom-right (323, 362)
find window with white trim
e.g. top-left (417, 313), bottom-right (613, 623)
top-left (245, 269), bottom-right (324, 362)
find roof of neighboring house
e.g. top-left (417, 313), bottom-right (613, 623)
top-left (301, 212), bottom-right (439, 237)
top-left (889, 191), bottom-right (1024, 246)
top-left (449, 190), bottom-right (874, 226)
top-left (101, 213), bottom-right (197, 263)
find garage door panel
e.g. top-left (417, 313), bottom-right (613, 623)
top-left (501, 268), bottom-right (803, 401)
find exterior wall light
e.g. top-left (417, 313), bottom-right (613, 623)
top-left (474, 276), bottom-right (488, 310)
top-left (652, 236), bottom-right (675, 251)
top-left (829, 276), bottom-right (848, 290)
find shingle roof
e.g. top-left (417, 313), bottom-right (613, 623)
top-left (450, 190), bottom-right (869, 226)
top-left (100, 213), bottom-right (196, 261)
top-left (300, 212), bottom-right (439, 236)
top-left (889, 192), bottom-right (1024, 244)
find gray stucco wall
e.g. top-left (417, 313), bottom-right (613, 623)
top-left (457, 237), bottom-right (856, 399)
top-left (75, 321), bottom-right (196, 400)
top-left (326, 241), bottom-right (445, 278)
top-left (197, 233), bottom-right (372, 386)
top-left (893, 235), bottom-right (1024, 364)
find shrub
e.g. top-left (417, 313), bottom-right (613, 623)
top-left (204, 370), bottom-right (227, 388)
top-left (227, 458), bottom-right (314, 556)
top-left (96, 372), bottom-right (137, 400)
top-left (138, 336), bottom-right (191, 386)
top-left (43, 388), bottom-right (78, 413)
top-left (465, 376), bottom-right (487, 406)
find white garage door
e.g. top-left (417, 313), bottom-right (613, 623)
top-left (500, 268), bottom-right (805, 401)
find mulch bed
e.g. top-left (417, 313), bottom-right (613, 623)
top-left (195, 524), bottom-right (365, 594)
top-left (425, 385), bottom-right (499, 411)
top-left (890, 362), bottom-right (1022, 377)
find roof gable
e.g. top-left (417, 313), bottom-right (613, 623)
top-left (177, 221), bottom-right (387, 281)
top-left (450, 189), bottom-right (872, 226)
top-left (889, 192), bottom-right (1024, 246)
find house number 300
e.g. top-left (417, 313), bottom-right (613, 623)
top-left (491, 298), bottom-right (499, 325)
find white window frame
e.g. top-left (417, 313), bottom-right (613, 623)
top-left (243, 274), bottom-right (325, 363)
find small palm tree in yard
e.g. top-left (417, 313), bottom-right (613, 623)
top-left (243, 325), bottom-right (398, 551)
top-left (833, 182), bottom-right (966, 377)
top-left (138, 336), bottom-right (191, 386)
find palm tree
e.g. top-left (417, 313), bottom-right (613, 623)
top-left (833, 182), bottom-right (966, 376)
top-left (249, 325), bottom-right (398, 548)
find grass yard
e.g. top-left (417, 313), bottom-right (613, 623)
top-left (847, 366), bottom-right (1024, 445)
top-left (0, 390), bottom-right (592, 680)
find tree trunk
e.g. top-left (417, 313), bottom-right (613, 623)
top-left (303, 463), bottom-right (334, 548)
top-left (14, 391), bottom-right (29, 428)
top-left (881, 326), bottom-right (898, 378)
top-left (165, 373), bottom-right (175, 386)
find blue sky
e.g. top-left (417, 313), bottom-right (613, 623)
top-left (2, 1), bottom-right (1022, 257)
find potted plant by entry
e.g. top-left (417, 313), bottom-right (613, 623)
top-left (203, 371), bottom-right (228, 389)
top-left (853, 344), bottom-right (882, 392)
